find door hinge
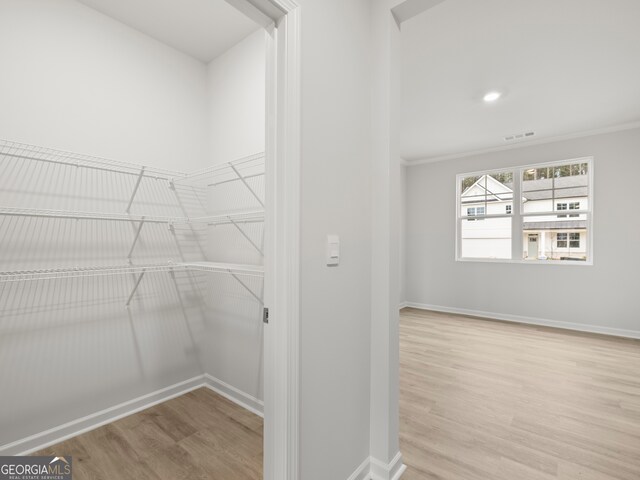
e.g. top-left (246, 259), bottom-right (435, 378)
top-left (263, 307), bottom-right (270, 324)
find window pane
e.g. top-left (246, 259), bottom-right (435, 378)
top-left (460, 171), bottom-right (513, 217)
top-left (522, 220), bottom-right (588, 261)
top-left (460, 175), bottom-right (485, 206)
top-left (489, 172), bottom-right (513, 188)
top-left (522, 162), bottom-right (589, 214)
top-left (461, 217), bottom-right (512, 259)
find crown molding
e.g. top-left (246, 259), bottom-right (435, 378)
top-left (404, 121), bottom-right (640, 167)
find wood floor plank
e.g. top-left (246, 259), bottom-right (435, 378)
top-left (400, 308), bottom-right (640, 480)
top-left (32, 387), bottom-right (263, 480)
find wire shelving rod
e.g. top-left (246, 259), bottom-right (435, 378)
top-left (0, 262), bottom-right (264, 283)
top-left (0, 206), bottom-right (265, 226)
top-left (0, 139), bottom-right (183, 180)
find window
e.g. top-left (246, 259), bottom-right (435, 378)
top-left (557, 233), bottom-right (567, 248)
top-left (570, 233), bottom-right (580, 248)
top-left (569, 202), bottom-right (580, 217)
top-left (556, 232), bottom-right (581, 249)
top-left (467, 206), bottom-right (486, 218)
top-left (466, 206), bottom-right (486, 221)
top-left (557, 202), bottom-right (567, 218)
top-left (458, 171), bottom-right (513, 259)
top-left (457, 157), bottom-right (592, 264)
top-left (557, 201), bottom-right (580, 218)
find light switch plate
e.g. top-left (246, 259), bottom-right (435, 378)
top-left (327, 235), bottom-right (340, 266)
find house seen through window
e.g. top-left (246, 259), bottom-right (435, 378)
top-left (457, 159), bottom-right (592, 263)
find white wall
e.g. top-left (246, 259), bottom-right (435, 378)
top-left (297, 0), bottom-right (374, 478)
top-left (0, 0), bottom-right (210, 171)
top-left (405, 127), bottom-right (640, 335)
top-left (0, 0), bottom-right (212, 450)
top-left (197, 30), bottom-right (266, 404)
top-left (207, 30), bottom-right (265, 164)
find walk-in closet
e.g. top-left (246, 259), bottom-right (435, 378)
top-left (0, 0), bottom-right (268, 478)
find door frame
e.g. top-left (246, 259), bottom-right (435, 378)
top-left (226, 1), bottom-right (301, 479)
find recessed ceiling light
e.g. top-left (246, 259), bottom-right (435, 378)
top-left (483, 91), bottom-right (502, 103)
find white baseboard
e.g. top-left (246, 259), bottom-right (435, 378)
top-left (347, 457), bottom-right (372, 480)
top-left (1, 374), bottom-right (264, 456)
top-left (348, 452), bottom-right (406, 480)
top-left (370, 452), bottom-right (406, 480)
top-left (203, 374), bottom-right (264, 418)
top-left (398, 301), bottom-right (408, 310)
top-left (405, 302), bottom-right (640, 340)
top-left (1, 375), bottom-right (206, 456)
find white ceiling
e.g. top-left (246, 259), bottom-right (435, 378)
top-left (401, 0), bottom-right (640, 162)
top-left (77, 0), bottom-right (259, 63)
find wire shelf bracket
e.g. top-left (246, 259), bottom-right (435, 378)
top-left (126, 269), bottom-right (146, 307)
top-left (127, 220), bottom-right (146, 261)
top-left (229, 217), bottom-right (264, 256)
top-left (230, 272), bottom-right (264, 305)
top-left (126, 166), bottom-right (146, 214)
top-left (230, 164), bottom-right (264, 208)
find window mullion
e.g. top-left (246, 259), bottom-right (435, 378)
top-left (512, 168), bottom-right (523, 260)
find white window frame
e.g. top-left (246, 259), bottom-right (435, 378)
top-left (455, 156), bottom-right (594, 266)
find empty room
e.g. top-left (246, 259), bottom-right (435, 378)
top-left (399, 1), bottom-right (640, 479)
top-left (1, 1), bottom-right (638, 480)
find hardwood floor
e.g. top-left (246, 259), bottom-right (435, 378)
top-left (400, 308), bottom-right (640, 480)
top-left (33, 388), bottom-right (263, 480)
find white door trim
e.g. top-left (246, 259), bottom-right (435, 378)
top-left (239, 1), bottom-right (301, 479)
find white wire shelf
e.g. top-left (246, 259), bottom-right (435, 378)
top-left (0, 206), bottom-right (265, 226)
top-left (0, 140), bottom-right (267, 306)
top-left (0, 206), bottom-right (177, 224)
top-left (176, 261), bottom-right (264, 277)
top-left (0, 264), bottom-right (173, 283)
top-left (176, 262), bottom-right (264, 304)
top-left (0, 139), bottom-right (183, 181)
top-left (0, 261), bottom-right (264, 283)
top-left (182, 210), bottom-right (265, 226)
top-left (173, 152), bottom-right (265, 185)
top-left (0, 139), bottom-right (264, 186)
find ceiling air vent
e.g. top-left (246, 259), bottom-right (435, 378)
top-left (504, 131), bottom-right (535, 142)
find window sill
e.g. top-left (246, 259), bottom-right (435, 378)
top-left (456, 257), bottom-right (594, 266)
